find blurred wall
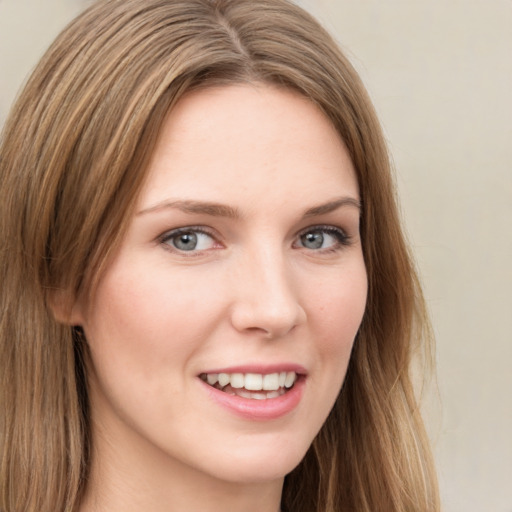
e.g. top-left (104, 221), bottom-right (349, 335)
top-left (1, 1), bottom-right (511, 511)
top-left (0, 0), bottom-right (88, 123)
top-left (300, 2), bottom-right (512, 511)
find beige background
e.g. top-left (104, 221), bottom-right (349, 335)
top-left (1, 1), bottom-right (511, 511)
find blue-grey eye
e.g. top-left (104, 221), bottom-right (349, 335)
top-left (173, 232), bottom-right (198, 251)
top-left (297, 228), bottom-right (347, 250)
top-left (300, 232), bottom-right (325, 249)
top-left (163, 230), bottom-right (216, 252)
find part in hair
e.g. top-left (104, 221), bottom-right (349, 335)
top-left (0, 1), bottom-right (439, 511)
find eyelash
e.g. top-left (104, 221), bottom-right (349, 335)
top-left (158, 224), bottom-right (352, 255)
top-left (158, 226), bottom-right (218, 255)
top-left (295, 225), bottom-right (351, 252)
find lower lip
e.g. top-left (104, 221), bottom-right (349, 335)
top-left (199, 377), bottom-right (305, 421)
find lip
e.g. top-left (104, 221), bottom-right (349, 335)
top-left (202, 363), bottom-right (307, 375)
top-left (198, 364), bottom-right (307, 421)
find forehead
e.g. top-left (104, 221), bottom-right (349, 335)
top-left (139, 84), bottom-right (359, 211)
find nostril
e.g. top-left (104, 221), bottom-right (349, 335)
top-left (229, 257), bottom-right (306, 337)
top-left (230, 301), bottom-right (306, 339)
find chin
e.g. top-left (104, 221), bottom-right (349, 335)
top-left (194, 433), bottom-right (313, 484)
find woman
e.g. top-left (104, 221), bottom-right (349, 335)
top-left (0, 0), bottom-right (439, 511)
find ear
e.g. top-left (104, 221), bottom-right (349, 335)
top-left (48, 288), bottom-right (85, 326)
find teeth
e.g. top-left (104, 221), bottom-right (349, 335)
top-left (262, 373), bottom-right (279, 390)
top-left (201, 371), bottom-right (298, 392)
top-left (284, 371), bottom-right (296, 388)
top-left (237, 389), bottom-right (253, 399)
top-left (230, 373), bottom-right (244, 388)
top-left (206, 373), bottom-right (218, 386)
top-left (232, 388), bottom-right (286, 400)
top-left (244, 373), bottom-right (263, 391)
top-left (218, 373), bottom-right (230, 387)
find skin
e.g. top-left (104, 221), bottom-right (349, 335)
top-left (72, 84), bottom-right (368, 512)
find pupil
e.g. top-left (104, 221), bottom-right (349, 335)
top-left (303, 232), bottom-right (323, 249)
top-left (175, 232), bottom-right (197, 251)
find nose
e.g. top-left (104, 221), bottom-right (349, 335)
top-left (229, 249), bottom-right (306, 339)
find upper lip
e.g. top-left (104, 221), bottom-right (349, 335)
top-left (199, 363), bottom-right (308, 376)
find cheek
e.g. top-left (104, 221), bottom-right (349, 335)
top-left (83, 261), bottom-right (225, 368)
top-left (79, 264), bottom-right (215, 421)
top-left (82, 267), bottom-right (168, 383)
top-left (297, 265), bottom-right (367, 441)
top-left (309, 264), bottom-right (368, 353)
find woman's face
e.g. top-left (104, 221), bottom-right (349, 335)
top-left (73, 85), bottom-right (367, 487)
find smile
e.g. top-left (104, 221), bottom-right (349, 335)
top-left (200, 371), bottom-right (298, 400)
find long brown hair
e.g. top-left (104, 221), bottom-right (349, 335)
top-left (0, 1), bottom-right (439, 510)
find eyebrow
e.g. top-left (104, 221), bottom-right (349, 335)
top-left (137, 200), bottom-right (241, 218)
top-left (302, 197), bottom-right (361, 217)
top-left (137, 196), bottom-right (361, 219)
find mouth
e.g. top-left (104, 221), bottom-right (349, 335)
top-left (199, 371), bottom-right (299, 400)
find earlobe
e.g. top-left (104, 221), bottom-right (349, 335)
top-left (48, 288), bottom-right (85, 326)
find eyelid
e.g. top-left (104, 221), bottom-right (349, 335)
top-left (156, 223), bottom-right (353, 256)
top-left (158, 225), bottom-right (222, 254)
top-left (158, 225), bottom-right (214, 241)
top-left (294, 224), bottom-right (352, 249)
